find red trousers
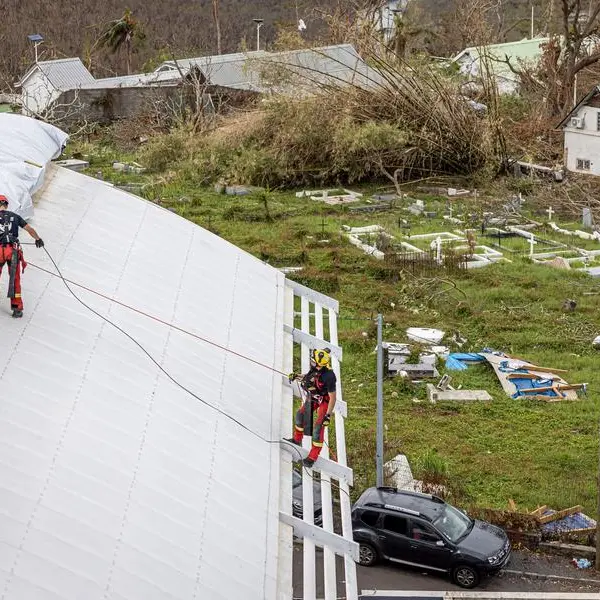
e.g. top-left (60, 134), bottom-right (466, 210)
top-left (0, 245), bottom-right (24, 310)
top-left (293, 400), bottom-right (329, 461)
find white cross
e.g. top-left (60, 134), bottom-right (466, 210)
top-left (448, 205), bottom-right (453, 218)
top-left (529, 235), bottom-right (537, 256)
top-left (546, 206), bottom-right (554, 221)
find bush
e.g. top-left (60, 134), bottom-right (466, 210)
top-left (140, 131), bottom-right (187, 171)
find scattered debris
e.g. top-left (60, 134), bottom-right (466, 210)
top-left (572, 558), bottom-right (592, 569)
top-left (427, 384), bottom-right (492, 403)
top-left (112, 161), bottom-right (146, 174)
top-left (279, 266), bottom-right (304, 274)
top-left (54, 158), bottom-right (89, 171)
top-left (512, 160), bottom-right (564, 182)
top-left (449, 331), bottom-right (467, 347)
top-left (481, 351), bottom-right (586, 402)
top-left (562, 299), bottom-right (577, 312)
top-left (372, 194), bottom-right (399, 202)
top-left (445, 352), bottom-right (486, 371)
top-left (406, 328), bottom-right (445, 344)
top-left (390, 363), bottom-right (439, 379)
top-left (592, 335), bottom-right (600, 348)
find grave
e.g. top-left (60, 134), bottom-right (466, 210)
top-left (296, 188), bottom-right (362, 205)
top-left (54, 158), bottom-right (89, 171)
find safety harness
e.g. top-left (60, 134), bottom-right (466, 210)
top-left (0, 213), bottom-right (26, 300)
top-left (300, 367), bottom-right (331, 435)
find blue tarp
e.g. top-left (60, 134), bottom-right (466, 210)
top-left (445, 353), bottom-right (486, 371)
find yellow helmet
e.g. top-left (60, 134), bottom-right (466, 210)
top-left (312, 348), bottom-right (331, 368)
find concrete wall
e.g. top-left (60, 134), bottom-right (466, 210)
top-left (53, 84), bottom-right (258, 126)
top-left (54, 85), bottom-right (185, 124)
top-left (564, 104), bottom-right (600, 176)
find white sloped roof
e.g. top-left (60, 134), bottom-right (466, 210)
top-left (0, 166), bottom-right (288, 599)
top-left (19, 58), bottom-right (95, 90)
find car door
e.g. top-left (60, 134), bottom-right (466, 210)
top-left (378, 513), bottom-right (413, 562)
top-left (407, 518), bottom-right (454, 571)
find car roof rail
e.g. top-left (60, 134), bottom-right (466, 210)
top-left (376, 486), bottom-right (398, 493)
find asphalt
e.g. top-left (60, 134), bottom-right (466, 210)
top-left (292, 545), bottom-right (600, 597)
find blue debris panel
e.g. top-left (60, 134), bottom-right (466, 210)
top-left (542, 509), bottom-right (596, 534)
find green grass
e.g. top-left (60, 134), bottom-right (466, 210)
top-left (70, 141), bottom-right (600, 514)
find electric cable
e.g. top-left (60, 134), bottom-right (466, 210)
top-left (38, 246), bottom-right (352, 500)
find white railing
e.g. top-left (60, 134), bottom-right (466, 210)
top-left (281, 279), bottom-right (358, 600)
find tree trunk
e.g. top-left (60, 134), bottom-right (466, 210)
top-left (126, 39), bottom-right (131, 75)
top-left (212, 0), bottom-right (222, 54)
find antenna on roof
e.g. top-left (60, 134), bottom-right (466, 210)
top-left (27, 34), bottom-right (44, 64)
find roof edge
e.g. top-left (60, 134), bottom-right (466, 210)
top-left (556, 85), bottom-right (600, 129)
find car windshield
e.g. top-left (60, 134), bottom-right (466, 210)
top-left (433, 505), bottom-right (472, 543)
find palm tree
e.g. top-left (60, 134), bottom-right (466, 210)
top-left (98, 9), bottom-right (143, 74)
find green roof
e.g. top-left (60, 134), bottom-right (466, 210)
top-left (453, 37), bottom-right (550, 77)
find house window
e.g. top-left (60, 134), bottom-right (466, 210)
top-left (597, 111), bottom-right (600, 130)
top-left (577, 159), bottom-right (591, 171)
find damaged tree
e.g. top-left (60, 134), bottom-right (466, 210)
top-left (552, 0), bottom-right (600, 115)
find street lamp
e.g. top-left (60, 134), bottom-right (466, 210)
top-left (27, 34), bottom-right (44, 63)
top-left (253, 18), bottom-right (264, 52)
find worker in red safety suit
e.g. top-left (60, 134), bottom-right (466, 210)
top-left (286, 348), bottom-right (337, 468)
top-left (0, 195), bottom-right (44, 318)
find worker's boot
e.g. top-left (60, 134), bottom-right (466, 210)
top-left (11, 308), bottom-right (22, 318)
top-left (302, 457), bottom-right (315, 468)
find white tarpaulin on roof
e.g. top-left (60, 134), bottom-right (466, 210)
top-left (0, 114), bottom-right (68, 219)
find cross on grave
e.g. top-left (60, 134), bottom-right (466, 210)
top-left (546, 206), bottom-right (554, 221)
top-left (529, 235), bottom-right (537, 256)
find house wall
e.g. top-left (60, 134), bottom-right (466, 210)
top-left (21, 70), bottom-right (58, 115)
top-left (564, 104), bottom-right (600, 176)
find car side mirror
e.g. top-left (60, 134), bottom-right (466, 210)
top-left (436, 540), bottom-right (445, 547)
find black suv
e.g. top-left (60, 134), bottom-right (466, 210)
top-left (352, 487), bottom-right (511, 589)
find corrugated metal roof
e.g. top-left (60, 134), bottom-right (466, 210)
top-left (155, 45), bottom-right (382, 92)
top-left (79, 70), bottom-right (181, 90)
top-left (23, 58), bottom-right (95, 91)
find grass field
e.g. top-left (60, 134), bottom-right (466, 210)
top-left (70, 143), bottom-right (600, 514)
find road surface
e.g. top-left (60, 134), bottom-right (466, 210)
top-left (292, 545), bottom-right (600, 597)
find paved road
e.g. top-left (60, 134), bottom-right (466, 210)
top-left (292, 545), bottom-right (600, 597)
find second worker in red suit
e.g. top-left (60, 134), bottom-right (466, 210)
top-left (287, 348), bottom-right (337, 468)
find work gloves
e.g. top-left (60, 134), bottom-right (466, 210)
top-left (35, 238), bottom-right (44, 248)
top-left (288, 372), bottom-right (300, 383)
top-left (323, 414), bottom-right (331, 427)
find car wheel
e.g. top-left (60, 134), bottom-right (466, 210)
top-left (452, 564), bottom-right (480, 589)
top-left (358, 542), bottom-right (378, 566)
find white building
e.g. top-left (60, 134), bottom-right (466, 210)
top-left (0, 116), bottom-right (358, 599)
top-left (559, 85), bottom-right (600, 176)
top-left (17, 58), bottom-right (95, 115)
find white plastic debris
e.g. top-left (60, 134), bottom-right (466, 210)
top-left (406, 328), bottom-right (445, 344)
top-left (593, 335), bottom-right (600, 348)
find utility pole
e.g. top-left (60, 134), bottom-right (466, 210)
top-left (376, 313), bottom-right (384, 487)
top-left (531, 4), bottom-right (535, 39)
